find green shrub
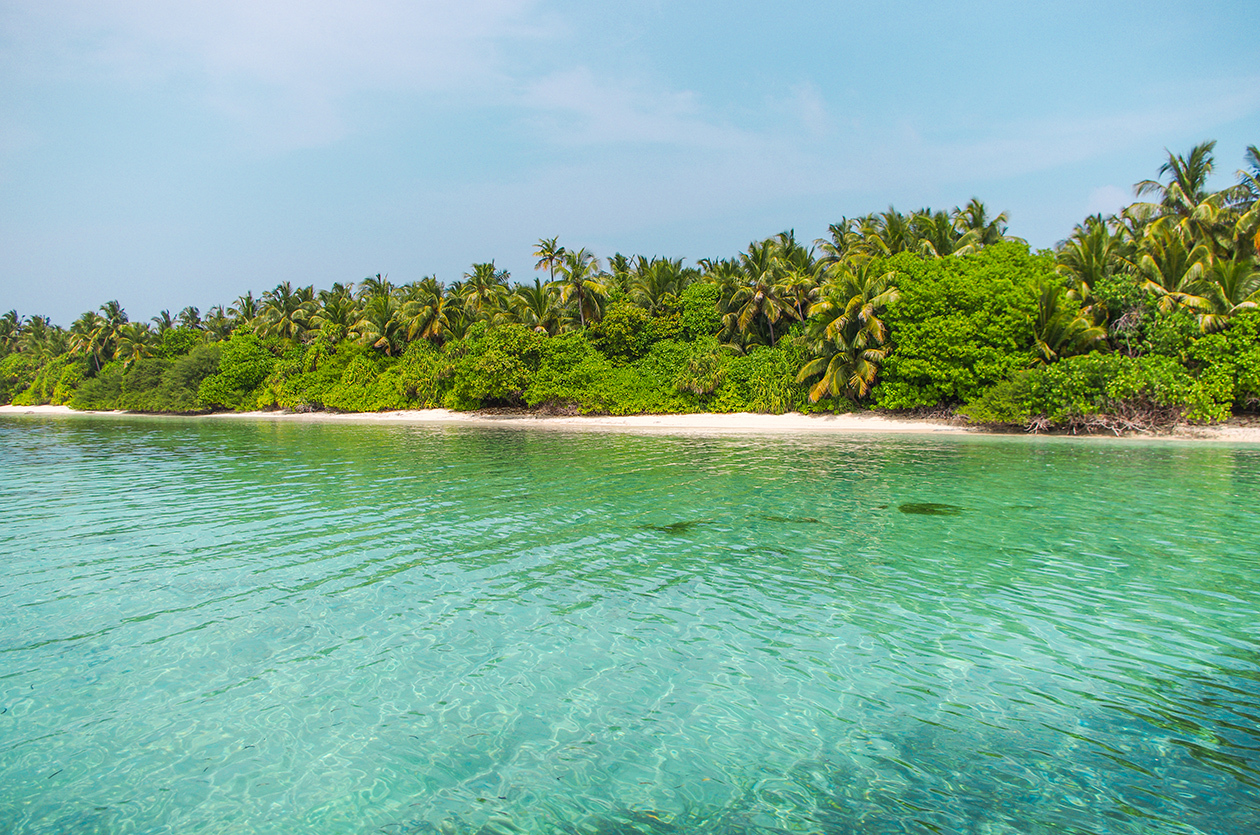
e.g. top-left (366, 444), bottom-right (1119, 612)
top-left (712, 342), bottom-right (808, 414)
top-left (962, 352), bottom-right (1231, 429)
top-left (197, 332), bottom-right (275, 410)
top-left (680, 283), bottom-right (722, 340)
top-left (157, 327), bottom-right (202, 359)
top-left (116, 357), bottom-right (171, 411)
top-left (9, 354), bottom-right (81, 406)
top-left (70, 362), bottom-right (125, 410)
top-left (1187, 310), bottom-right (1260, 412)
top-left (445, 324), bottom-right (546, 409)
top-left (588, 301), bottom-right (656, 363)
top-left (0, 352), bottom-right (41, 404)
top-left (876, 243), bottom-right (1044, 409)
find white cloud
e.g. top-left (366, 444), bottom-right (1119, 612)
top-left (2, 0), bottom-right (548, 147)
top-left (519, 66), bottom-right (754, 150)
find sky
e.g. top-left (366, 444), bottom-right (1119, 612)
top-left (1, 0), bottom-right (1258, 326)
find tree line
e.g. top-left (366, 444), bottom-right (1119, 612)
top-left (2, 141), bottom-right (1258, 431)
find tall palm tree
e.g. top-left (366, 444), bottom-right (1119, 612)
top-left (178, 306), bottom-right (203, 330)
top-left (797, 264), bottom-right (899, 400)
top-left (151, 310), bottom-right (175, 334)
top-left (353, 295), bottom-right (405, 355)
top-left (1135, 141), bottom-right (1217, 219)
top-left (258, 282), bottom-right (312, 341)
top-left (557, 248), bottom-right (606, 328)
top-left (462, 262), bottom-right (510, 320)
top-left (533, 237), bottom-right (566, 283)
top-left (114, 322), bottom-right (155, 368)
top-left (510, 279), bottom-right (563, 334)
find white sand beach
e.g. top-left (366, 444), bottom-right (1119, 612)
top-left (5, 403), bottom-right (1260, 441)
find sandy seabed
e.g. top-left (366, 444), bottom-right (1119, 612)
top-left (4, 403), bottom-right (1260, 442)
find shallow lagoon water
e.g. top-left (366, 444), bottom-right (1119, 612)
top-left (1, 416), bottom-right (1258, 834)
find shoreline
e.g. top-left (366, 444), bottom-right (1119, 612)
top-left (4, 403), bottom-right (1260, 442)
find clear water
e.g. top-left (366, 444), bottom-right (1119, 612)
top-left (2, 416), bottom-right (1259, 835)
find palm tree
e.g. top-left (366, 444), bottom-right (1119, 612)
top-left (1135, 141), bottom-right (1217, 219)
top-left (533, 237), bottom-right (566, 283)
top-left (1031, 280), bottom-right (1108, 364)
top-left (356, 273), bottom-right (394, 302)
top-left (114, 322), bottom-right (155, 368)
top-left (203, 306), bottom-right (234, 341)
top-left (796, 264), bottom-right (899, 401)
top-left (70, 311), bottom-right (109, 371)
top-left (399, 277), bottom-right (455, 343)
top-left (509, 278), bottom-right (563, 334)
top-left (230, 292), bottom-right (260, 326)
top-left (606, 253), bottom-right (634, 297)
top-left (913, 209), bottom-right (968, 258)
top-left (258, 282), bottom-right (311, 341)
top-left (1192, 258), bottom-right (1260, 332)
top-left (462, 262), bottom-right (510, 320)
top-left (1056, 214), bottom-right (1131, 320)
top-left (557, 248), bottom-right (606, 328)
top-left (1134, 218), bottom-right (1211, 313)
top-left (311, 285), bottom-right (359, 341)
top-left (178, 306), bottom-right (202, 330)
top-left (630, 256), bottom-right (691, 314)
top-left (151, 310), bottom-right (175, 334)
top-left (17, 316), bottom-right (56, 360)
top-left (353, 295), bottom-right (405, 355)
top-left (0, 310), bottom-right (22, 355)
top-left (954, 198), bottom-right (1018, 248)
top-left (728, 239), bottom-right (792, 345)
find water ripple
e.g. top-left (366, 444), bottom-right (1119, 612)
top-left (1, 417), bottom-right (1259, 834)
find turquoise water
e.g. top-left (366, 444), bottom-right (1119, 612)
top-left (1, 416), bottom-right (1259, 834)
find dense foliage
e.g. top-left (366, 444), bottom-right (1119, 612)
top-left (3, 142), bottom-right (1258, 432)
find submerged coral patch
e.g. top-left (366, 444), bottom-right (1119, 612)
top-left (898, 503), bottom-right (963, 516)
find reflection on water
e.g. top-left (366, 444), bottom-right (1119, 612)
top-left (1, 415), bottom-right (1259, 834)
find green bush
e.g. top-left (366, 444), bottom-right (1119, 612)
top-left (10, 354), bottom-right (81, 406)
top-left (157, 327), bottom-right (202, 359)
top-left (1188, 310), bottom-right (1260, 412)
top-left (0, 352), bottom-right (41, 404)
top-left (70, 362), bottom-right (125, 410)
top-left (961, 352), bottom-right (1231, 428)
top-left (876, 243), bottom-right (1044, 409)
top-left (588, 301), bottom-right (656, 363)
top-left (680, 282), bottom-right (722, 340)
top-left (712, 341), bottom-right (808, 414)
top-left (116, 357), bottom-right (171, 411)
top-left (445, 324), bottom-right (547, 409)
top-left (395, 340), bottom-right (450, 408)
top-left (197, 332), bottom-right (275, 410)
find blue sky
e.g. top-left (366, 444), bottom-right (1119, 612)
top-left (2, 0), bottom-right (1258, 325)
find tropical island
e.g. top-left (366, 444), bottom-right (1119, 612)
top-left (3, 142), bottom-right (1258, 435)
